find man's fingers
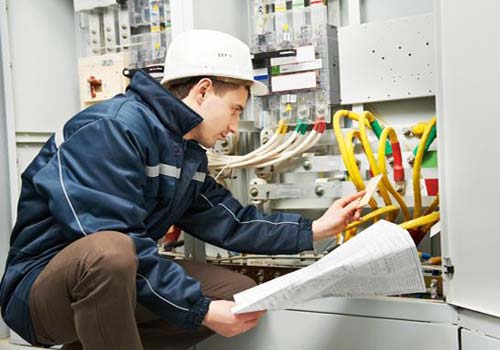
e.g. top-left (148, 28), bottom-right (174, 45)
top-left (244, 318), bottom-right (259, 328)
top-left (354, 209), bottom-right (362, 221)
top-left (236, 310), bottom-right (266, 322)
top-left (344, 198), bottom-right (362, 212)
top-left (239, 316), bottom-right (261, 334)
top-left (337, 191), bottom-right (366, 207)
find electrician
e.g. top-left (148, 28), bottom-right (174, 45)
top-left (0, 30), bottom-right (363, 350)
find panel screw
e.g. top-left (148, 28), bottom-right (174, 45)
top-left (315, 185), bottom-right (325, 197)
top-left (303, 160), bottom-right (312, 171)
top-left (250, 187), bottom-right (259, 197)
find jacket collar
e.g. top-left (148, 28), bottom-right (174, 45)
top-left (126, 70), bottom-right (203, 137)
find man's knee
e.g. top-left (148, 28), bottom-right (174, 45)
top-left (232, 272), bottom-right (257, 293)
top-left (90, 231), bottom-right (137, 277)
top-left (176, 260), bottom-right (256, 301)
top-left (209, 267), bottom-right (257, 301)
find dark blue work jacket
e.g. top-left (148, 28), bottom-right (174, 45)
top-left (0, 70), bottom-right (313, 345)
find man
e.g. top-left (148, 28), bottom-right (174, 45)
top-left (0, 30), bottom-right (363, 349)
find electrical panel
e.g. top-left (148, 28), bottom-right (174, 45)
top-left (72, 0), bottom-right (444, 303)
top-left (78, 53), bottom-right (130, 108)
top-left (74, 0), bottom-right (121, 12)
top-left (202, 2), bottom-right (441, 303)
top-left (249, 0), bottom-right (340, 129)
top-left (74, 0), bottom-right (172, 108)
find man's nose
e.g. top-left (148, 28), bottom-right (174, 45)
top-left (229, 118), bottom-right (239, 134)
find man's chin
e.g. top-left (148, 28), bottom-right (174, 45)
top-left (200, 140), bottom-right (217, 149)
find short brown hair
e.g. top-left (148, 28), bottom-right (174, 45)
top-left (163, 76), bottom-right (250, 100)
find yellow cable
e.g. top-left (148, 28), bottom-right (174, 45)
top-left (333, 110), bottom-right (361, 183)
top-left (365, 104), bottom-right (389, 125)
top-left (424, 194), bottom-right (439, 216)
top-left (345, 130), bottom-right (378, 209)
top-left (358, 112), bottom-right (380, 173)
top-left (413, 117), bottom-right (437, 218)
top-left (421, 197), bottom-right (440, 233)
top-left (336, 232), bottom-right (343, 244)
top-left (400, 211), bottom-right (440, 230)
top-left (344, 227), bottom-right (358, 242)
top-left (344, 205), bottom-right (400, 232)
top-left (344, 130), bottom-right (364, 187)
top-left (377, 127), bottom-right (411, 221)
top-left (358, 112), bottom-right (398, 220)
top-left (411, 122), bottom-right (428, 137)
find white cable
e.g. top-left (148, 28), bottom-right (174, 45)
top-left (251, 131), bottom-right (322, 168)
top-left (208, 120), bottom-right (325, 172)
top-left (222, 131), bottom-right (299, 168)
top-left (207, 131), bottom-right (285, 167)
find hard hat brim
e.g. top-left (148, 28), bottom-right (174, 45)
top-left (250, 80), bottom-right (269, 96)
top-left (161, 74), bottom-right (269, 96)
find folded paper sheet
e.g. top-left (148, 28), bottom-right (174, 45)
top-left (232, 220), bottom-right (425, 314)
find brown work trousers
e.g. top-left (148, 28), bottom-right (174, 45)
top-left (28, 231), bottom-right (256, 350)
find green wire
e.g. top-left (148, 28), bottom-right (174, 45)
top-left (413, 124), bottom-right (437, 156)
top-left (370, 120), bottom-right (393, 156)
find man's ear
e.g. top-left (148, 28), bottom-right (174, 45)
top-left (194, 78), bottom-right (213, 105)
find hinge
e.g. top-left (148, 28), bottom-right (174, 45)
top-left (443, 256), bottom-right (455, 275)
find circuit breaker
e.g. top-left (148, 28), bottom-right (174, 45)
top-left (74, 0), bottom-right (172, 109)
top-left (250, 0), bottom-right (340, 128)
top-left (78, 52), bottom-right (130, 109)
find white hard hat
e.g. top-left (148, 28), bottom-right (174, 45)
top-left (161, 29), bottom-right (268, 96)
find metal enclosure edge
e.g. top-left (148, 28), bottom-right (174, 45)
top-left (435, 0), bottom-right (500, 317)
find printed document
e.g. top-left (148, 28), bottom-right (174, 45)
top-left (232, 220), bottom-right (425, 314)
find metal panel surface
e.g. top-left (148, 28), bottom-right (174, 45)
top-left (0, 5), bottom-right (14, 337)
top-left (459, 309), bottom-right (500, 341)
top-left (435, 0), bottom-right (500, 317)
top-left (339, 14), bottom-right (435, 104)
top-left (360, 0), bottom-right (433, 24)
top-left (74, 0), bottom-right (117, 12)
top-left (197, 309), bottom-right (459, 350)
top-left (462, 329), bottom-right (500, 350)
top-left (290, 297), bottom-right (458, 324)
top-left (0, 0), bottom-right (19, 214)
top-left (192, 0), bottom-right (249, 44)
top-left (0, 41), bottom-right (13, 272)
top-left (7, 0), bottom-right (79, 133)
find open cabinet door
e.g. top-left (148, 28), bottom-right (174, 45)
top-left (0, 1), bottom-right (16, 337)
top-left (436, 0), bottom-right (500, 317)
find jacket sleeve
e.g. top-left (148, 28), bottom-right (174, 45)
top-left (176, 175), bottom-right (314, 254)
top-left (32, 117), bottom-right (210, 330)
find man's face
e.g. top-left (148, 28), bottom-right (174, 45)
top-left (194, 85), bottom-right (249, 148)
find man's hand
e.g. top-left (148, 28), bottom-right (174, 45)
top-left (312, 191), bottom-right (366, 240)
top-left (202, 300), bottom-right (266, 337)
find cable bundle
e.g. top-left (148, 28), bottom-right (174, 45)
top-left (332, 110), bottom-right (439, 244)
top-left (208, 117), bottom-right (327, 176)
top-left (207, 109), bottom-right (439, 246)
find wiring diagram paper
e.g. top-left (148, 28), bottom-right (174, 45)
top-left (232, 220), bottom-right (426, 314)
